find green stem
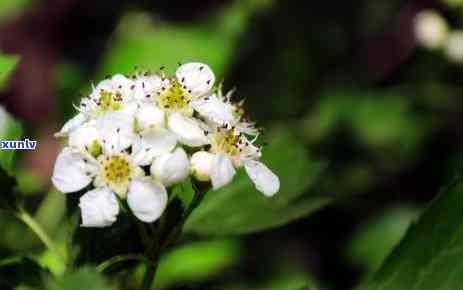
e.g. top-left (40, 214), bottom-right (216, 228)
top-left (137, 183), bottom-right (209, 290)
top-left (138, 221), bottom-right (160, 290)
top-left (160, 184), bottom-right (208, 250)
top-left (97, 253), bottom-right (145, 272)
top-left (139, 260), bottom-right (158, 290)
top-left (15, 208), bottom-right (65, 262)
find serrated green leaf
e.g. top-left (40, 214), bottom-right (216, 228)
top-left (355, 178), bottom-right (463, 290)
top-left (0, 256), bottom-right (46, 289)
top-left (48, 267), bottom-right (115, 290)
top-left (185, 131), bottom-right (329, 235)
top-left (0, 54), bottom-right (19, 88)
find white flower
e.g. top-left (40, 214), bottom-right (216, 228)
top-left (141, 62), bottom-right (218, 147)
top-left (55, 74), bottom-right (138, 140)
top-left (52, 60), bottom-right (281, 228)
top-left (52, 145), bottom-right (169, 226)
top-left (445, 31), bottom-right (463, 63)
top-left (196, 126), bottom-right (280, 196)
top-left (79, 74), bottom-right (136, 117)
top-left (150, 147), bottom-right (190, 187)
top-left (414, 10), bottom-right (449, 49)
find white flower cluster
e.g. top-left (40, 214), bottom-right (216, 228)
top-left (414, 9), bottom-right (463, 63)
top-left (51, 62), bottom-right (280, 227)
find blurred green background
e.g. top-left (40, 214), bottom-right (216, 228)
top-left (1, 0), bottom-right (463, 289)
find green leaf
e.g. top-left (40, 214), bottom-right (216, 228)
top-left (0, 256), bottom-right (46, 289)
top-left (185, 131), bottom-right (329, 235)
top-left (347, 206), bottom-right (420, 274)
top-left (153, 239), bottom-right (241, 289)
top-left (0, 105), bottom-right (23, 176)
top-left (48, 267), bottom-right (115, 290)
top-left (302, 91), bottom-right (428, 153)
top-left (355, 178), bottom-right (463, 290)
top-left (0, 54), bottom-right (19, 88)
top-left (99, 1), bottom-right (271, 79)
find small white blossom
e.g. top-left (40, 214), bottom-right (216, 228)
top-left (52, 144), bottom-right (170, 226)
top-left (414, 10), bottom-right (449, 49)
top-left (142, 63), bottom-right (218, 147)
top-left (445, 31), bottom-right (463, 63)
top-left (202, 126), bottom-right (280, 196)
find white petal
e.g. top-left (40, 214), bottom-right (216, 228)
top-left (111, 74), bottom-right (135, 97)
top-left (133, 75), bottom-right (166, 100)
top-left (150, 147), bottom-right (190, 187)
top-left (55, 113), bottom-right (87, 137)
top-left (79, 187), bottom-right (119, 227)
top-left (68, 121), bottom-right (99, 151)
top-left (127, 178), bottom-right (167, 223)
top-left (176, 62), bottom-right (214, 97)
top-left (190, 94), bottom-right (235, 124)
top-left (135, 103), bottom-right (165, 131)
top-left (131, 128), bottom-right (177, 166)
top-left (210, 153), bottom-right (236, 190)
top-left (167, 113), bottom-right (208, 147)
top-left (52, 147), bottom-right (99, 193)
top-left (190, 151), bottom-right (214, 181)
top-left (119, 100), bottom-right (139, 117)
top-left (97, 111), bottom-right (135, 154)
top-left (244, 160), bottom-right (280, 197)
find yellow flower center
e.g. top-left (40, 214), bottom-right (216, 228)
top-left (100, 155), bottom-right (131, 186)
top-left (212, 129), bottom-right (241, 156)
top-left (157, 80), bottom-right (192, 112)
top-left (98, 90), bottom-right (123, 112)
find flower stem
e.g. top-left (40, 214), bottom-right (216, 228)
top-left (15, 208), bottom-right (65, 262)
top-left (97, 253), bottom-right (145, 272)
top-left (161, 184), bottom-right (208, 250)
top-left (137, 183), bottom-right (209, 290)
top-left (138, 221), bottom-right (160, 290)
top-left (139, 260), bottom-right (158, 290)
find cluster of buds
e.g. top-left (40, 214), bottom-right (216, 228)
top-left (51, 62), bottom-right (280, 227)
top-left (414, 9), bottom-right (463, 63)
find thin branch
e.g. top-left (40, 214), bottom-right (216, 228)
top-left (14, 208), bottom-right (66, 262)
top-left (97, 253), bottom-right (146, 272)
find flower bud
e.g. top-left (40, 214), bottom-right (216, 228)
top-left (150, 148), bottom-right (190, 186)
top-left (414, 10), bottom-right (449, 49)
top-left (190, 151), bottom-right (214, 181)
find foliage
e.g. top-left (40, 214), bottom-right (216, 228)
top-left (355, 178), bottom-right (463, 290)
top-left (185, 130), bottom-right (328, 235)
